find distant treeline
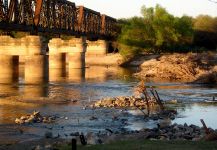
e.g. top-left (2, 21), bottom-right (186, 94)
top-left (117, 5), bottom-right (217, 57)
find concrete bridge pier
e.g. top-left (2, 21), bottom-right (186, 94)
top-left (48, 38), bottom-right (67, 82)
top-left (85, 40), bottom-right (111, 66)
top-left (86, 40), bottom-right (109, 56)
top-left (48, 38), bottom-right (66, 69)
top-left (0, 55), bottom-right (19, 83)
top-left (24, 36), bottom-right (49, 84)
top-left (25, 55), bottom-right (49, 84)
top-left (68, 36), bottom-right (87, 69)
top-left (67, 37), bottom-right (87, 82)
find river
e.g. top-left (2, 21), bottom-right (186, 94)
top-left (0, 65), bottom-right (217, 144)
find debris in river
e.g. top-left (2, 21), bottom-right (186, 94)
top-left (200, 119), bottom-right (217, 141)
top-left (92, 81), bottom-right (168, 111)
top-left (15, 111), bottom-right (56, 124)
top-left (91, 80), bottom-right (177, 122)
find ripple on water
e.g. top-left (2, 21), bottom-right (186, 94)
top-left (1, 66), bottom-right (217, 143)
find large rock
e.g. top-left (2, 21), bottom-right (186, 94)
top-left (86, 132), bottom-right (102, 145)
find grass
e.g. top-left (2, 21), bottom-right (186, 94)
top-left (58, 140), bottom-right (217, 150)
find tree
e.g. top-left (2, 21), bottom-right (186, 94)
top-left (194, 15), bottom-right (217, 33)
top-left (117, 4), bottom-right (194, 57)
top-left (174, 16), bottom-right (194, 45)
top-left (193, 15), bottom-right (217, 49)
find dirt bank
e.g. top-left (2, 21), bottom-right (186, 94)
top-left (133, 53), bottom-right (217, 83)
top-left (86, 53), bottom-right (123, 66)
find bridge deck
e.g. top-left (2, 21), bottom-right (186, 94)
top-left (0, 0), bottom-right (116, 39)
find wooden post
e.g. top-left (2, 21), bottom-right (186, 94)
top-left (72, 139), bottom-right (77, 150)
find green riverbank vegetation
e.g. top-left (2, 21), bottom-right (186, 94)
top-left (118, 5), bottom-right (217, 58)
top-left (59, 140), bottom-right (217, 150)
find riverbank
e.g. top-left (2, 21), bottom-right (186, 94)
top-left (2, 120), bottom-right (216, 150)
top-left (122, 52), bottom-right (217, 83)
top-left (86, 53), bottom-right (123, 66)
top-left (2, 137), bottom-right (217, 150)
top-left (76, 140), bottom-right (217, 150)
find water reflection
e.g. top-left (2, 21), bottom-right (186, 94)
top-left (0, 56), bottom-right (19, 84)
top-left (1, 65), bottom-right (217, 143)
top-left (68, 68), bottom-right (85, 82)
top-left (173, 103), bottom-right (217, 129)
top-left (49, 68), bottom-right (66, 82)
top-left (23, 85), bottom-right (49, 99)
top-left (0, 84), bottom-right (19, 97)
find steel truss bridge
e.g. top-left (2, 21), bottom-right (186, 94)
top-left (0, 0), bottom-right (117, 38)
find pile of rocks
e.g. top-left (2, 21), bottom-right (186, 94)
top-left (140, 123), bottom-right (217, 141)
top-left (92, 96), bottom-right (159, 109)
top-left (65, 123), bottom-right (217, 146)
top-left (15, 111), bottom-right (56, 124)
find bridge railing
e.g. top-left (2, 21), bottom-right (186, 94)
top-left (76, 6), bottom-right (101, 35)
top-left (0, 0), bottom-right (117, 38)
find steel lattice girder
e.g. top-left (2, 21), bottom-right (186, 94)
top-left (0, 0), bottom-right (117, 38)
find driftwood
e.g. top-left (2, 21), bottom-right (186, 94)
top-left (150, 88), bottom-right (164, 111)
top-left (134, 80), bottom-right (165, 113)
top-left (200, 119), bottom-right (210, 134)
top-left (200, 119), bottom-right (217, 141)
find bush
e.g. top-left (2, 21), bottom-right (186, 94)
top-left (117, 5), bottom-right (194, 57)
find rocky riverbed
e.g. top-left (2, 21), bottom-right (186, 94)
top-left (15, 111), bottom-right (57, 124)
top-left (91, 96), bottom-right (159, 109)
top-left (3, 121), bottom-right (217, 150)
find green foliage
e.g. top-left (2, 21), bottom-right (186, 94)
top-left (60, 35), bottom-right (75, 40)
top-left (9, 31), bottom-right (28, 38)
top-left (118, 5), bottom-right (194, 57)
top-left (193, 15), bottom-right (217, 49)
top-left (118, 44), bottom-right (144, 59)
top-left (194, 15), bottom-right (217, 33)
top-left (58, 140), bottom-right (217, 150)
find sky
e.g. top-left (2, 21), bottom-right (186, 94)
top-left (70, 0), bottom-right (217, 19)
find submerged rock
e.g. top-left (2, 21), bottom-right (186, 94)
top-left (44, 131), bottom-right (53, 139)
top-left (86, 132), bottom-right (102, 145)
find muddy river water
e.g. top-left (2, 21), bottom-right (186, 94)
top-left (0, 66), bottom-right (217, 144)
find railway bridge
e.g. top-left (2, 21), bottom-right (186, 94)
top-left (0, 0), bottom-right (117, 83)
